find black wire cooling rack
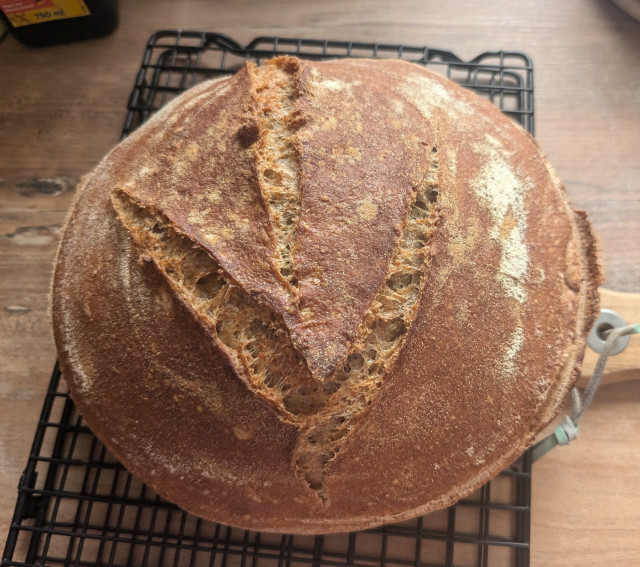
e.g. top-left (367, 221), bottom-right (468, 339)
top-left (3, 31), bottom-right (535, 567)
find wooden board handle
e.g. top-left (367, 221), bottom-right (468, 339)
top-left (578, 288), bottom-right (640, 387)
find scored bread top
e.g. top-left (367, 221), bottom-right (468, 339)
top-left (52, 56), bottom-right (602, 533)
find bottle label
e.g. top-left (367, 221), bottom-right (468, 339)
top-left (0, 0), bottom-right (90, 28)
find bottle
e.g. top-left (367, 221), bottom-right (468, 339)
top-left (0, 0), bottom-right (118, 47)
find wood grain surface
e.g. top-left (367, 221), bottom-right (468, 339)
top-left (1, 1), bottom-right (639, 565)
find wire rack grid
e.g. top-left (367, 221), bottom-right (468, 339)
top-left (3, 31), bottom-right (535, 567)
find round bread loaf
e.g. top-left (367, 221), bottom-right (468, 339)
top-left (52, 56), bottom-right (603, 534)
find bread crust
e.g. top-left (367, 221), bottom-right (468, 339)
top-left (51, 57), bottom-right (602, 534)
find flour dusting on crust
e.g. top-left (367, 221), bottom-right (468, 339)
top-left (397, 74), bottom-right (473, 120)
top-left (471, 137), bottom-right (530, 304)
top-left (501, 326), bottom-right (525, 377)
top-left (470, 135), bottom-right (531, 377)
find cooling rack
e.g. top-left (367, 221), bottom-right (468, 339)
top-left (3, 31), bottom-right (535, 567)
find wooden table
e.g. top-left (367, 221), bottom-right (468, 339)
top-left (1, 1), bottom-right (639, 565)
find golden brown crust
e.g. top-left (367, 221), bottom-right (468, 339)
top-left (289, 59), bottom-right (436, 380)
top-left (51, 57), bottom-right (601, 534)
top-left (111, 68), bottom-right (294, 318)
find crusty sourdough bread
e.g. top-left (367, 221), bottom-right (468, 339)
top-left (51, 56), bottom-right (602, 534)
